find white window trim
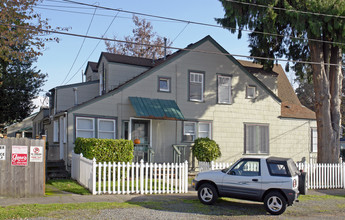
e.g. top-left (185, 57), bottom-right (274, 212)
top-left (76, 117), bottom-right (95, 138)
top-left (246, 85), bottom-right (257, 99)
top-left (183, 121), bottom-right (197, 142)
top-left (245, 123), bottom-right (269, 154)
top-left (98, 118), bottom-right (116, 139)
top-left (198, 122), bottom-right (212, 139)
top-left (218, 75), bottom-right (232, 104)
top-left (189, 72), bottom-right (204, 102)
top-left (183, 121), bottom-right (212, 142)
top-left (158, 77), bottom-right (170, 92)
top-left (311, 128), bottom-right (317, 153)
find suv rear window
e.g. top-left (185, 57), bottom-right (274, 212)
top-left (267, 163), bottom-right (288, 176)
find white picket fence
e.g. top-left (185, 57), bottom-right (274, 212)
top-left (297, 163), bottom-right (345, 189)
top-left (72, 152), bottom-right (189, 195)
top-left (199, 161), bottom-right (345, 189)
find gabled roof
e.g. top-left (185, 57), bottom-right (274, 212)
top-left (98, 52), bottom-right (155, 68)
top-left (239, 60), bottom-right (315, 120)
top-left (68, 35), bottom-right (314, 121)
top-left (68, 35), bottom-right (282, 113)
top-left (50, 80), bottom-right (99, 91)
top-left (85, 61), bottom-right (98, 74)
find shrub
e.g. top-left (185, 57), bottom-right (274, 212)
top-left (74, 138), bottom-right (134, 163)
top-left (192, 137), bottom-right (221, 162)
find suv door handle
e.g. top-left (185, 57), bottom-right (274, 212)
top-left (252, 179), bottom-right (258, 182)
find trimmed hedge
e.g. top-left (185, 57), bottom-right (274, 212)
top-left (74, 138), bottom-right (134, 163)
top-left (192, 137), bottom-right (221, 162)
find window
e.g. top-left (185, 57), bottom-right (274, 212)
top-left (183, 122), bottom-right (196, 142)
top-left (199, 122), bottom-right (211, 138)
top-left (183, 121), bottom-right (212, 142)
top-left (268, 163), bottom-right (288, 176)
top-left (311, 128), bottom-right (317, 152)
top-left (246, 85), bottom-right (256, 99)
top-left (76, 117), bottom-right (95, 138)
top-left (230, 159), bottom-right (260, 176)
top-left (218, 75), bottom-right (232, 104)
top-left (158, 77), bottom-right (171, 92)
top-left (98, 119), bottom-right (116, 139)
top-left (189, 72), bottom-right (204, 102)
top-left (53, 120), bottom-right (59, 142)
top-left (245, 124), bottom-right (269, 154)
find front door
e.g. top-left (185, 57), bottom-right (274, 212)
top-left (220, 159), bottom-right (262, 200)
top-left (132, 120), bottom-right (150, 144)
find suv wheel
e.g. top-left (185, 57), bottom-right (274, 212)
top-left (264, 191), bottom-right (287, 215)
top-left (198, 183), bottom-right (218, 205)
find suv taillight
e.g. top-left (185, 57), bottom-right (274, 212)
top-left (293, 179), bottom-right (297, 188)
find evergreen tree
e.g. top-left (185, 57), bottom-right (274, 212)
top-left (217, 0), bottom-right (345, 163)
top-left (0, 47), bottom-right (46, 124)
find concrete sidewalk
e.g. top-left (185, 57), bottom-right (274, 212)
top-left (0, 189), bottom-right (344, 207)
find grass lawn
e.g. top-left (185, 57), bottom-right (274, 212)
top-left (46, 179), bottom-right (91, 195)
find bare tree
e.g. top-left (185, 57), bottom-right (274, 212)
top-left (105, 16), bottom-right (171, 59)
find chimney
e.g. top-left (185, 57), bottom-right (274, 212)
top-left (152, 52), bottom-right (156, 64)
top-left (73, 87), bottom-right (78, 106)
top-left (164, 37), bottom-right (167, 60)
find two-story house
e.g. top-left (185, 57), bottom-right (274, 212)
top-left (45, 35), bottom-right (316, 169)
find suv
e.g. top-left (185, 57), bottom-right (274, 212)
top-left (192, 156), bottom-right (307, 215)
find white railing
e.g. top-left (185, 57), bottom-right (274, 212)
top-left (199, 161), bottom-right (345, 189)
top-left (72, 152), bottom-right (189, 195)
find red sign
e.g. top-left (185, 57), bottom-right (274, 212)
top-left (12, 145), bottom-right (28, 166)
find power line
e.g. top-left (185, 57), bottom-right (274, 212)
top-left (225, 0), bottom-right (345, 20)
top-left (0, 22), bottom-right (342, 67)
top-left (60, 5), bottom-right (98, 85)
top-left (65, 10), bottom-right (122, 84)
top-left (172, 22), bottom-right (190, 44)
top-left (35, 6), bottom-right (182, 23)
top-left (57, 0), bottom-right (345, 47)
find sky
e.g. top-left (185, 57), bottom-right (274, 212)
top-left (33, 0), bottom-right (294, 108)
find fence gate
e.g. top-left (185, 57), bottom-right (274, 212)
top-left (0, 137), bottom-right (46, 197)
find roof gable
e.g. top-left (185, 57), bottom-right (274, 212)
top-left (68, 35), bottom-right (284, 112)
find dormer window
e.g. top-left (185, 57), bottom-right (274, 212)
top-left (158, 77), bottom-right (171, 92)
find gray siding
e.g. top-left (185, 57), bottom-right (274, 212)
top-left (56, 82), bottom-right (99, 113)
top-left (106, 62), bottom-right (149, 92)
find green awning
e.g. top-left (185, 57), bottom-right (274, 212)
top-left (129, 97), bottom-right (184, 120)
top-left (19, 126), bottom-right (32, 132)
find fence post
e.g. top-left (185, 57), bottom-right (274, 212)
top-left (211, 161), bottom-right (214, 170)
top-left (185, 160), bottom-right (189, 193)
top-left (92, 158), bottom-right (96, 195)
top-left (342, 162), bottom-right (345, 189)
